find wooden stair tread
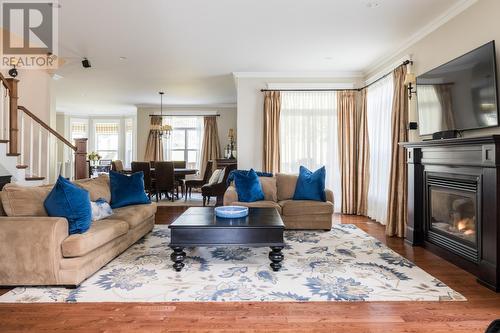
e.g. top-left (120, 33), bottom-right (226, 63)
top-left (16, 165), bottom-right (28, 169)
top-left (25, 176), bottom-right (45, 181)
top-left (0, 139), bottom-right (8, 143)
top-left (6, 153), bottom-right (20, 156)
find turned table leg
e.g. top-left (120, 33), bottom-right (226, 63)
top-left (269, 246), bottom-right (284, 271)
top-left (170, 246), bottom-right (186, 272)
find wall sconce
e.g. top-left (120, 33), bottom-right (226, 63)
top-left (404, 71), bottom-right (417, 100)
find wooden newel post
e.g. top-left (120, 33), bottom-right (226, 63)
top-left (6, 78), bottom-right (19, 155)
top-left (74, 138), bottom-right (88, 180)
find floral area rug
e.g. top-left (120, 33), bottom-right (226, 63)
top-left (0, 224), bottom-right (465, 302)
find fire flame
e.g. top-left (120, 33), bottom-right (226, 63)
top-left (456, 218), bottom-right (475, 236)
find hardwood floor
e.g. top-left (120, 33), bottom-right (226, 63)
top-left (1, 206), bottom-right (499, 332)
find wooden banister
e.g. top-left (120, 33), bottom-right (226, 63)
top-left (18, 106), bottom-right (76, 151)
top-left (74, 138), bottom-right (88, 180)
top-left (6, 78), bottom-right (18, 155)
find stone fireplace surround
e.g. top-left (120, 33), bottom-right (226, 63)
top-left (403, 136), bottom-right (500, 291)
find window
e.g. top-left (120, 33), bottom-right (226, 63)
top-left (366, 74), bottom-right (394, 225)
top-left (70, 120), bottom-right (88, 141)
top-left (163, 116), bottom-right (203, 170)
top-left (95, 122), bottom-right (120, 161)
top-left (124, 118), bottom-right (134, 168)
top-left (280, 92), bottom-right (341, 211)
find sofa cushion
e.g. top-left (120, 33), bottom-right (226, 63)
top-left (74, 174), bottom-right (111, 202)
top-left (44, 176), bottom-right (92, 235)
top-left (276, 173), bottom-right (298, 201)
top-left (0, 183), bottom-right (52, 216)
top-left (232, 201), bottom-right (282, 214)
top-left (279, 200), bottom-right (333, 217)
top-left (111, 202), bottom-right (157, 229)
top-left (260, 177), bottom-right (277, 202)
top-left (62, 218), bottom-right (129, 258)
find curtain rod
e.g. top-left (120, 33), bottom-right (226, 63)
top-left (260, 60), bottom-right (413, 93)
top-left (149, 114), bottom-right (220, 117)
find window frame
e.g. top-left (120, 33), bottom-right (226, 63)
top-left (94, 120), bottom-right (121, 161)
top-left (164, 116), bottom-right (203, 170)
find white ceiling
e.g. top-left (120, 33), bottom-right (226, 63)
top-left (54, 0), bottom-right (471, 114)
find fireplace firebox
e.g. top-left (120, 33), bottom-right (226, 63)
top-left (426, 174), bottom-right (479, 263)
top-left (403, 136), bottom-right (500, 292)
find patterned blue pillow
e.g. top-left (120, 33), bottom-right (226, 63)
top-left (91, 198), bottom-right (113, 221)
top-left (293, 166), bottom-right (326, 202)
top-left (44, 175), bottom-right (92, 234)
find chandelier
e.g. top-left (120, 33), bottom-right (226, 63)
top-left (151, 91), bottom-right (172, 138)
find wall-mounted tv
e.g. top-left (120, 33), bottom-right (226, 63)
top-left (416, 41), bottom-right (499, 136)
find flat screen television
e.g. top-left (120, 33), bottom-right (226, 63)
top-left (416, 41), bottom-right (499, 136)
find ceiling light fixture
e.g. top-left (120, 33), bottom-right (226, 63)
top-left (119, 56), bottom-right (127, 61)
top-left (151, 92), bottom-right (172, 138)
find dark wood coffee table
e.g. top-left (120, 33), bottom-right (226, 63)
top-left (168, 207), bottom-right (285, 272)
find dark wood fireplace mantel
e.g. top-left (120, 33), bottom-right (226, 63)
top-left (402, 135), bottom-right (500, 291)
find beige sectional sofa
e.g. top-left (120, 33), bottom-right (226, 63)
top-left (223, 173), bottom-right (334, 230)
top-left (0, 175), bottom-right (156, 287)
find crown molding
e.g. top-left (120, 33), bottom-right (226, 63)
top-left (266, 82), bottom-right (356, 90)
top-left (232, 71), bottom-right (364, 79)
top-left (136, 103), bottom-right (237, 110)
top-left (365, 0), bottom-right (479, 76)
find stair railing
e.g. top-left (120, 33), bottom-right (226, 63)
top-left (0, 73), bottom-right (88, 181)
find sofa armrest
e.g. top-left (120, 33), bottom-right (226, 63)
top-left (325, 189), bottom-right (334, 206)
top-left (223, 186), bottom-right (239, 206)
top-left (0, 217), bottom-right (68, 285)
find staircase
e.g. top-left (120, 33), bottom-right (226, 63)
top-left (0, 140), bottom-right (44, 186)
top-left (0, 73), bottom-right (88, 187)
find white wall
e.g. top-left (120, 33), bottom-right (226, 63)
top-left (365, 0), bottom-right (500, 142)
top-left (136, 106), bottom-right (237, 162)
top-left (235, 77), bottom-right (362, 169)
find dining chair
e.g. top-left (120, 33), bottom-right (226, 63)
top-left (172, 160), bottom-right (187, 196)
top-left (154, 161), bottom-right (176, 202)
top-left (112, 160), bottom-right (124, 172)
top-left (183, 160), bottom-right (213, 200)
top-left (131, 161), bottom-right (153, 199)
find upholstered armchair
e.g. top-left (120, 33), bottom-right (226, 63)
top-left (201, 164), bottom-right (236, 206)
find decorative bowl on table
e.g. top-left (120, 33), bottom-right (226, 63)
top-left (215, 206), bottom-right (249, 219)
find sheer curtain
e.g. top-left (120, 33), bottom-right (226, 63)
top-left (280, 91), bottom-right (341, 211)
top-left (366, 74), bottom-right (394, 224)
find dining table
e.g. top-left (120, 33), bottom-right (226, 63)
top-left (149, 168), bottom-right (198, 177)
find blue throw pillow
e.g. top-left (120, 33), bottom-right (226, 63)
top-left (293, 166), bottom-right (326, 202)
top-left (44, 176), bottom-right (92, 235)
top-left (109, 170), bottom-right (151, 208)
top-left (234, 169), bottom-right (265, 203)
